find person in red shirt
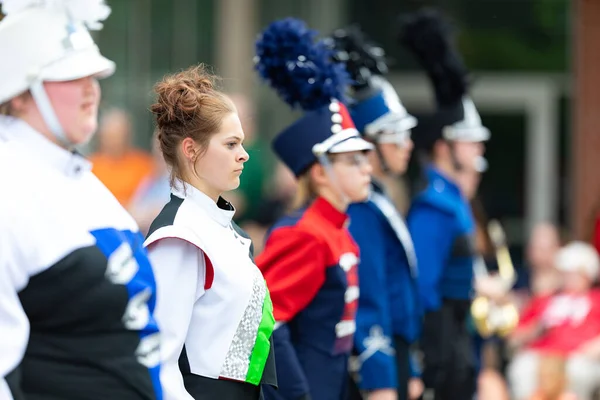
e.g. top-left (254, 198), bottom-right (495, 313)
top-left (507, 241), bottom-right (600, 400)
top-left (254, 18), bottom-right (374, 400)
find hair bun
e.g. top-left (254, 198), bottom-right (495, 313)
top-left (149, 63), bottom-right (236, 188)
top-left (150, 65), bottom-right (218, 128)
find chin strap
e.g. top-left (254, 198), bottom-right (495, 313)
top-left (30, 78), bottom-right (72, 148)
top-left (315, 153), bottom-right (351, 207)
top-left (447, 140), bottom-right (463, 172)
top-left (372, 131), bottom-right (412, 176)
top-left (374, 143), bottom-right (390, 174)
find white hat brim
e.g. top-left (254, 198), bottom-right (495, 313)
top-left (328, 136), bottom-right (374, 154)
top-left (443, 126), bottom-right (491, 143)
top-left (42, 47), bottom-right (115, 82)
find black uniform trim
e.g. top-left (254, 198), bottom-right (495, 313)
top-left (5, 365), bottom-right (25, 400)
top-left (147, 194), bottom-right (184, 238)
top-left (182, 374), bottom-right (260, 400)
top-left (179, 346), bottom-right (262, 400)
top-left (217, 196), bottom-right (235, 212)
top-left (232, 221), bottom-right (255, 260)
top-left (18, 245), bottom-right (158, 399)
top-left (450, 234), bottom-right (475, 258)
top-left (260, 336), bottom-right (278, 388)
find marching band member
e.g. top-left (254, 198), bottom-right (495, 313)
top-left (330, 27), bottom-right (423, 400)
top-left (0, 1), bottom-right (162, 398)
top-left (145, 65), bottom-right (276, 400)
top-left (400, 9), bottom-right (490, 400)
top-left (254, 18), bottom-right (374, 400)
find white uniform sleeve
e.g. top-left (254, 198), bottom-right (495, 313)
top-left (0, 218), bottom-right (29, 400)
top-left (147, 237), bottom-right (206, 400)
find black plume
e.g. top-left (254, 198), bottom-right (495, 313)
top-left (398, 8), bottom-right (469, 107)
top-left (327, 25), bottom-right (388, 92)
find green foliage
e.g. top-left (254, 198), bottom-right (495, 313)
top-left (348, 0), bottom-right (570, 72)
top-left (459, 28), bottom-right (567, 71)
top-left (458, 0), bottom-right (570, 71)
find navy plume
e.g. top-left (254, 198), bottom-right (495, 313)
top-left (255, 18), bottom-right (350, 111)
top-left (329, 25), bottom-right (388, 92)
top-left (398, 8), bottom-right (469, 107)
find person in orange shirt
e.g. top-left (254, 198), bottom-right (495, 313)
top-left (89, 108), bottom-right (153, 205)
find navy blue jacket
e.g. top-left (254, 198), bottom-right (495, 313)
top-left (347, 181), bottom-right (422, 390)
top-left (257, 197), bottom-right (360, 400)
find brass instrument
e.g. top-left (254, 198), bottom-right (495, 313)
top-left (471, 220), bottom-right (520, 338)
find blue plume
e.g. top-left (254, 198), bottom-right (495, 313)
top-left (254, 17), bottom-right (350, 111)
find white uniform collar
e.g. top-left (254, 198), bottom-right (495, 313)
top-left (0, 115), bottom-right (91, 178)
top-left (172, 180), bottom-right (235, 227)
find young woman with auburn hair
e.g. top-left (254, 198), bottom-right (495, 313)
top-left (145, 65), bottom-right (276, 400)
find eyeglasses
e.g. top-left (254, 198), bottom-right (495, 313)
top-left (328, 152), bottom-right (370, 167)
